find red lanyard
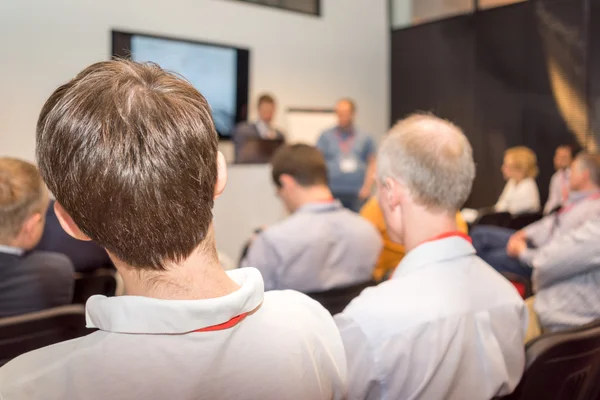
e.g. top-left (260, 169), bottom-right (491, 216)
top-left (423, 231), bottom-right (472, 244)
top-left (193, 312), bottom-right (249, 333)
top-left (337, 130), bottom-right (355, 154)
top-left (558, 192), bottom-right (600, 215)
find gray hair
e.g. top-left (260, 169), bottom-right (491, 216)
top-left (377, 113), bottom-right (476, 212)
top-left (575, 152), bottom-right (600, 186)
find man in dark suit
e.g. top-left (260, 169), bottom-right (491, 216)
top-left (0, 158), bottom-right (74, 318)
top-left (232, 94), bottom-right (285, 163)
top-left (34, 200), bottom-right (112, 273)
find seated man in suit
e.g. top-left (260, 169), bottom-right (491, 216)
top-left (232, 93), bottom-right (285, 163)
top-left (525, 215), bottom-right (600, 341)
top-left (472, 152), bottom-right (600, 280)
top-left (34, 200), bottom-right (112, 273)
top-left (335, 113), bottom-right (526, 400)
top-left (0, 157), bottom-right (74, 318)
top-left (241, 144), bottom-right (381, 293)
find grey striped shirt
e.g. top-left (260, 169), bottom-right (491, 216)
top-left (533, 216), bottom-right (600, 331)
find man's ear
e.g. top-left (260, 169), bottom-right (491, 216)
top-left (20, 212), bottom-right (42, 237)
top-left (54, 202), bottom-right (91, 241)
top-left (214, 151), bottom-right (228, 200)
top-left (278, 174), bottom-right (296, 190)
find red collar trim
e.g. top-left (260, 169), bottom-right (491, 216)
top-left (193, 312), bottom-right (249, 333)
top-left (423, 231), bottom-right (472, 244)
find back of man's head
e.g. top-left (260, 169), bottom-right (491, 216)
top-left (377, 113), bottom-right (475, 213)
top-left (271, 144), bottom-right (328, 188)
top-left (0, 158), bottom-right (47, 246)
top-left (36, 60), bottom-right (218, 270)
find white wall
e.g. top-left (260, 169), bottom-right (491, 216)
top-left (0, 0), bottom-right (390, 162)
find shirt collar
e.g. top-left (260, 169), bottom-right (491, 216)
top-left (296, 200), bottom-right (343, 214)
top-left (0, 244), bottom-right (24, 256)
top-left (391, 236), bottom-right (476, 279)
top-left (85, 267), bottom-right (265, 334)
top-left (568, 189), bottom-right (600, 203)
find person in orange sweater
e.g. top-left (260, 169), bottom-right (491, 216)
top-left (361, 196), bottom-right (468, 281)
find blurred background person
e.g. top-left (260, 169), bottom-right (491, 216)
top-left (317, 98), bottom-right (376, 212)
top-left (495, 146), bottom-right (541, 215)
top-left (241, 144), bottom-right (381, 293)
top-left (0, 157), bottom-right (74, 318)
top-left (232, 93), bottom-right (285, 162)
top-left (544, 144), bottom-right (574, 214)
top-left (472, 152), bottom-right (600, 280)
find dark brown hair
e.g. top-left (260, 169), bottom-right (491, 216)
top-left (271, 144), bottom-right (328, 188)
top-left (257, 93), bottom-right (275, 107)
top-left (36, 60), bottom-right (218, 269)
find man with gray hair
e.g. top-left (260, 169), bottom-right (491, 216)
top-left (335, 113), bottom-right (527, 400)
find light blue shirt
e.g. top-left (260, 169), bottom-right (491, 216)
top-left (532, 217), bottom-right (600, 332)
top-left (520, 190), bottom-right (600, 265)
top-left (241, 201), bottom-right (381, 292)
top-left (316, 127), bottom-right (376, 194)
top-left (335, 236), bottom-right (527, 400)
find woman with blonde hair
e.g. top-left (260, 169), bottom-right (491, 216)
top-left (495, 146), bottom-right (541, 215)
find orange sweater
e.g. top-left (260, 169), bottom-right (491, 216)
top-left (360, 197), bottom-right (469, 281)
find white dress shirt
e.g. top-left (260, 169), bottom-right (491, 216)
top-left (335, 236), bottom-right (527, 400)
top-left (495, 177), bottom-right (541, 215)
top-left (241, 201), bottom-right (382, 292)
top-left (0, 268), bottom-right (347, 400)
top-left (544, 169), bottom-right (570, 214)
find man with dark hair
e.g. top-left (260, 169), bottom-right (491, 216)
top-left (241, 144), bottom-right (381, 292)
top-left (0, 158), bottom-right (74, 317)
top-left (317, 98), bottom-right (376, 212)
top-left (544, 144), bottom-right (574, 214)
top-left (0, 60), bottom-right (347, 400)
top-left (232, 93), bottom-right (285, 162)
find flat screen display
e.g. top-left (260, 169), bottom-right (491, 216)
top-left (112, 31), bottom-right (249, 138)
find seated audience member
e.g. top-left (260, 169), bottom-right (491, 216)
top-left (0, 60), bottom-right (346, 400)
top-left (0, 158), bottom-right (74, 318)
top-left (472, 152), bottom-right (600, 280)
top-left (495, 146), bottom-right (541, 214)
top-left (524, 216), bottom-right (600, 342)
top-left (241, 144), bottom-right (381, 292)
top-left (335, 114), bottom-right (527, 400)
top-left (543, 145), bottom-right (573, 214)
top-left (360, 196), bottom-right (468, 282)
top-left (34, 200), bottom-right (112, 272)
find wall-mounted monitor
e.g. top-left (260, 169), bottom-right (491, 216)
top-left (112, 30), bottom-right (250, 138)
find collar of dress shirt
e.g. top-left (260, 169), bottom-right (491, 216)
top-left (392, 236), bottom-right (476, 279)
top-left (296, 200), bottom-right (343, 214)
top-left (0, 244), bottom-right (24, 256)
top-left (567, 189), bottom-right (600, 203)
top-left (85, 267), bottom-right (265, 334)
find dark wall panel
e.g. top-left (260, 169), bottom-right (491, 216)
top-left (391, 0), bottom-right (590, 208)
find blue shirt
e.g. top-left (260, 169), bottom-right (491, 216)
top-left (240, 201), bottom-right (382, 292)
top-left (316, 127), bottom-right (376, 194)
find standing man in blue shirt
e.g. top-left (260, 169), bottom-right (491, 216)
top-left (317, 99), bottom-right (376, 212)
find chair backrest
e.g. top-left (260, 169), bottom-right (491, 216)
top-left (474, 211), bottom-right (512, 228)
top-left (501, 320), bottom-right (600, 400)
top-left (72, 269), bottom-right (117, 304)
top-left (306, 280), bottom-right (375, 315)
top-left (0, 305), bottom-right (94, 366)
top-left (509, 212), bottom-right (543, 230)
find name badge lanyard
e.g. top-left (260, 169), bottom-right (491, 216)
top-left (337, 130), bottom-right (355, 155)
top-left (552, 191), bottom-right (600, 232)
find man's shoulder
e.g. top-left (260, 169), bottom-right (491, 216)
top-left (262, 290), bottom-right (335, 325)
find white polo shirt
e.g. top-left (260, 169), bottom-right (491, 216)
top-left (335, 235), bottom-right (527, 400)
top-left (0, 268), bottom-right (347, 400)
